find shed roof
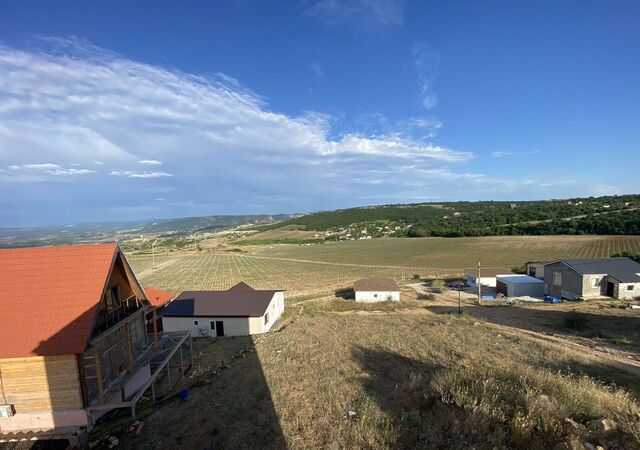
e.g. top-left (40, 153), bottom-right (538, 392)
top-left (0, 243), bottom-right (139, 359)
top-left (163, 282), bottom-right (283, 318)
top-left (496, 274), bottom-right (544, 284)
top-left (144, 287), bottom-right (175, 307)
top-left (465, 268), bottom-right (513, 278)
top-left (353, 277), bottom-right (399, 292)
top-left (553, 258), bottom-right (640, 283)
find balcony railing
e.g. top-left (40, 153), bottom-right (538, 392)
top-left (93, 295), bottom-right (142, 337)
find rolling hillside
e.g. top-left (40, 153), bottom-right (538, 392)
top-left (249, 194), bottom-right (640, 239)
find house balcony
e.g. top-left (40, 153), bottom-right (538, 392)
top-left (92, 295), bottom-right (143, 337)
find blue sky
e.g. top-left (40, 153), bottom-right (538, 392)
top-left (0, 0), bottom-right (639, 226)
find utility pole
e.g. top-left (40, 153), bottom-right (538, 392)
top-left (152, 240), bottom-right (158, 269)
top-left (458, 275), bottom-right (462, 315)
top-left (477, 261), bottom-right (481, 304)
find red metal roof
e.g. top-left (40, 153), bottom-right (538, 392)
top-left (144, 287), bottom-right (175, 307)
top-left (0, 243), bottom-right (119, 359)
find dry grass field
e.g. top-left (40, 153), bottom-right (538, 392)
top-left (88, 293), bottom-right (640, 450)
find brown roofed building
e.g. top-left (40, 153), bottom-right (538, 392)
top-left (162, 282), bottom-right (285, 337)
top-left (353, 277), bottom-right (400, 302)
top-left (143, 287), bottom-right (176, 333)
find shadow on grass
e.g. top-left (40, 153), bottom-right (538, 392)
top-left (105, 335), bottom-right (287, 450)
top-left (335, 287), bottom-right (354, 300)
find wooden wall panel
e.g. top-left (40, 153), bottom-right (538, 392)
top-left (0, 354), bottom-right (83, 412)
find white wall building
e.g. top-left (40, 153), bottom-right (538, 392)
top-left (162, 282), bottom-right (285, 337)
top-left (465, 268), bottom-right (513, 288)
top-left (354, 277), bottom-right (400, 302)
top-left (525, 261), bottom-right (547, 280)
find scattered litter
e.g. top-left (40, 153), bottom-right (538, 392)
top-left (107, 436), bottom-right (119, 448)
top-left (481, 295), bottom-right (494, 301)
top-left (631, 305), bottom-right (640, 310)
top-left (346, 410), bottom-right (357, 420)
top-left (179, 389), bottom-right (190, 402)
top-left (544, 296), bottom-right (561, 304)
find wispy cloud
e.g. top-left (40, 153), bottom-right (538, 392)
top-left (305, 0), bottom-right (403, 27)
top-left (0, 38), bottom-right (571, 226)
top-left (413, 42), bottom-right (439, 110)
top-left (490, 150), bottom-right (540, 158)
top-left (311, 62), bottom-right (324, 81)
top-left (109, 170), bottom-right (173, 178)
top-left (490, 151), bottom-right (513, 158)
top-left (7, 163), bottom-right (95, 176)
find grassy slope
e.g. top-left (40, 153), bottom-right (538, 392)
top-left (97, 304), bottom-right (640, 450)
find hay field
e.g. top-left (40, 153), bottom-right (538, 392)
top-left (257, 235), bottom-right (640, 269)
top-left (130, 253), bottom-right (412, 299)
top-left (128, 235), bottom-right (640, 299)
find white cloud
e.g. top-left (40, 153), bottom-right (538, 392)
top-left (109, 170), bottom-right (173, 178)
top-left (311, 62), bottom-right (324, 80)
top-left (321, 135), bottom-right (472, 161)
top-left (139, 159), bottom-right (163, 165)
top-left (490, 150), bottom-right (540, 158)
top-left (413, 43), bottom-right (440, 110)
top-left (490, 151), bottom-right (513, 158)
top-left (7, 163), bottom-right (95, 176)
top-left (305, 0), bottom-right (403, 27)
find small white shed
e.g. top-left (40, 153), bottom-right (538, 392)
top-left (353, 277), bottom-right (400, 302)
top-left (465, 268), bottom-right (512, 288)
top-left (496, 274), bottom-right (544, 297)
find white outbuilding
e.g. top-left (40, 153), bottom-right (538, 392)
top-left (465, 268), bottom-right (512, 288)
top-left (162, 282), bottom-right (285, 337)
top-left (353, 277), bottom-right (400, 302)
top-left (496, 274), bottom-right (544, 297)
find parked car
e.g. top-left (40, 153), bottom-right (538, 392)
top-left (448, 281), bottom-right (466, 290)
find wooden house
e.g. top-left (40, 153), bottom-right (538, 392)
top-left (0, 244), bottom-right (191, 444)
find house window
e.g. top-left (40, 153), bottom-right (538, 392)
top-left (264, 312), bottom-right (269, 325)
top-left (628, 285), bottom-right (634, 291)
top-left (553, 272), bottom-right (562, 286)
top-left (373, 293), bottom-right (378, 298)
top-left (193, 320), bottom-right (199, 326)
top-left (591, 277), bottom-right (599, 288)
top-left (210, 321), bottom-right (216, 330)
top-left (529, 267), bottom-right (536, 277)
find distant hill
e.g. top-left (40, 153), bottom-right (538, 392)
top-left (0, 214), bottom-right (295, 248)
top-left (250, 195), bottom-right (640, 239)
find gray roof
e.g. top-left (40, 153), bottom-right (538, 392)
top-left (556, 258), bottom-right (640, 283)
top-left (163, 282), bottom-right (283, 318)
top-left (465, 268), bottom-right (512, 277)
top-left (496, 274), bottom-right (544, 284)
